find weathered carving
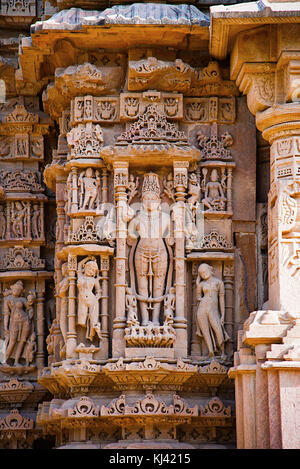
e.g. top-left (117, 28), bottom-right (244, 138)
top-left (0, 409), bottom-right (34, 433)
top-left (3, 281), bottom-right (36, 367)
top-left (197, 123), bottom-right (233, 161)
top-left (3, 104), bottom-right (38, 124)
top-left (117, 103), bottom-right (188, 148)
top-left (127, 173), bottom-right (173, 328)
top-left (201, 168), bottom-right (227, 212)
top-left (184, 97), bottom-right (235, 124)
top-left (69, 216), bottom-right (104, 244)
top-left (163, 172), bottom-right (175, 202)
top-left (196, 264), bottom-right (229, 358)
top-left (127, 174), bottom-right (139, 204)
top-left (0, 169), bottom-right (43, 193)
top-left (77, 256), bottom-right (102, 342)
top-left (199, 397), bottom-right (231, 417)
top-left (67, 122), bottom-right (104, 159)
top-left (68, 397), bottom-right (100, 417)
top-left (78, 168), bottom-right (101, 212)
top-left (71, 96), bottom-right (119, 124)
top-left (101, 393), bottom-right (198, 417)
top-left (0, 247), bottom-right (45, 270)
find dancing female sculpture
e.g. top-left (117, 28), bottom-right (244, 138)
top-left (127, 173), bottom-right (172, 327)
top-left (3, 281), bottom-right (36, 366)
top-left (196, 263), bottom-right (229, 358)
top-left (77, 256), bottom-right (102, 341)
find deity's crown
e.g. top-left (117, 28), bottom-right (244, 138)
top-left (142, 173), bottom-right (161, 196)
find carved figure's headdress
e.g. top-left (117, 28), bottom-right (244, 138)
top-left (142, 173), bottom-right (161, 197)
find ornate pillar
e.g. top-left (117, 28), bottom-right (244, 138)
top-left (112, 161), bottom-right (129, 358)
top-left (221, 16), bottom-right (300, 448)
top-left (100, 254), bottom-right (110, 359)
top-left (66, 253), bottom-right (77, 359)
top-left (173, 161), bottom-right (189, 358)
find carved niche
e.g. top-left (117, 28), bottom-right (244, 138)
top-left (125, 172), bottom-right (176, 350)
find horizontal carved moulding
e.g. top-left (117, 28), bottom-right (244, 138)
top-left (71, 96), bottom-right (119, 125)
top-left (183, 97), bottom-right (235, 124)
top-left (0, 135), bottom-right (44, 161)
top-left (120, 91), bottom-right (183, 121)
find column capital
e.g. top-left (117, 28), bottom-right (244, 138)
top-left (256, 102), bottom-right (300, 143)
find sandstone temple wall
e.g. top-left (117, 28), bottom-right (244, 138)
top-left (0, 0), bottom-right (299, 450)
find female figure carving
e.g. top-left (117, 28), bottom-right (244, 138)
top-left (56, 262), bottom-right (69, 348)
top-left (3, 281), bottom-right (36, 366)
top-left (196, 263), bottom-right (229, 358)
top-left (77, 256), bottom-right (102, 341)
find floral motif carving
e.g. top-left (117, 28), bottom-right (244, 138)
top-left (0, 409), bottom-right (34, 432)
top-left (67, 122), bottom-right (104, 158)
top-left (0, 169), bottom-right (43, 193)
top-left (68, 397), bottom-right (100, 417)
top-left (69, 217), bottom-right (103, 243)
top-left (200, 397), bottom-right (231, 417)
top-left (197, 123), bottom-right (233, 161)
top-left (116, 104), bottom-right (188, 148)
top-left (0, 247), bottom-right (45, 271)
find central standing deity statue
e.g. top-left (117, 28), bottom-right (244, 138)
top-left (127, 173), bottom-right (172, 327)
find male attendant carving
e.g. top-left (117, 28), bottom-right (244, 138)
top-left (3, 281), bottom-right (36, 366)
top-left (78, 168), bottom-right (101, 211)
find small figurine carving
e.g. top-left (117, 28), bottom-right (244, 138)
top-left (163, 172), bottom-right (175, 202)
top-left (31, 203), bottom-right (41, 238)
top-left (77, 257), bottom-right (102, 342)
top-left (11, 201), bottom-right (27, 238)
top-left (125, 287), bottom-right (139, 326)
top-left (163, 287), bottom-right (176, 324)
top-left (127, 174), bottom-right (139, 204)
top-left (127, 173), bottom-right (172, 326)
top-left (201, 169), bottom-right (226, 211)
top-left (196, 263), bottom-right (229, 358)
top-left (78, 168), bottom-right (101, 211)
top-left (24, 332), bottom-right (37, 367)
top-left (56, 263), bottom-right (69, 349)
top-left (3, 281), bottom-right (36, 366)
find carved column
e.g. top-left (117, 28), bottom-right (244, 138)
top-left (255, 105), bottom-right (300, 314)
top-left (100, 254), bottom-right (109, 359)
top-left (112, 161), bottom-right (129, 358)
top-left (35, 286), bottom-right (45, 370)
top-left (173, 161), bottom-right (189, 358)
top-left (67, 254), bottom-right (77, 359)
top-left (191, 262), bottom-right (201, 358)
top-left (223, 261), bottom-right (234, 357)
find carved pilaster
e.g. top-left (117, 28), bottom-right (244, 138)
top-left (173, 161), bottom-right (189, 358)
top-left (112, 161), bottom-right (129, 358)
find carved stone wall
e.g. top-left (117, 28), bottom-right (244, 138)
top-left (2, 0), bottom-right (297, 450)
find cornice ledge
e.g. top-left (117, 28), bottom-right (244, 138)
top-left (210, 0), bottom-right (300, 60)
